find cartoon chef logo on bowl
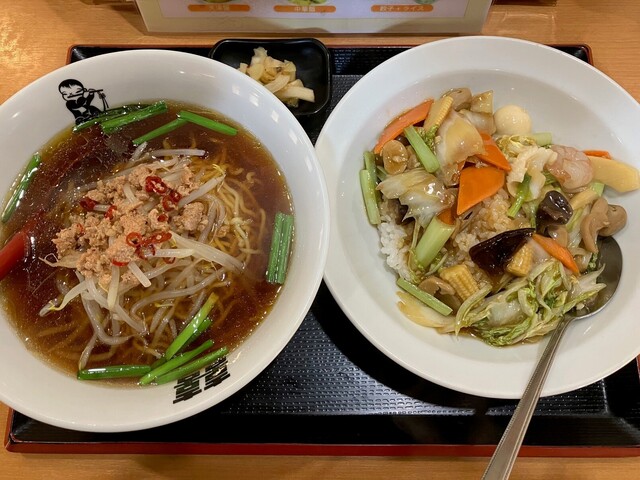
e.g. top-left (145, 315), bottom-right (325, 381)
top-left (58, 78), bottom-right (108, 124)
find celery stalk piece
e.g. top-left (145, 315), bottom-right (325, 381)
top-left (404, 125), bottom-right (439, 173)
top-left (360, 169), bottom-right (381, 225)
top-left (397, 278), bottom-right (453, 316)
top-left (364, 151), bottom-right (381, 203)
top-left (415, 216), bottom-right (455, 268)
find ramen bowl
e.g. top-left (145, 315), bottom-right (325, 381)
top-left (316, 36), bottom-right (640, 399)
top-left (0, 50), bottom-right (329, 432)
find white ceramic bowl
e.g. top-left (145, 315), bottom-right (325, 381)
top-left (316, 36), bottom-right (640, 399)
top-left (0, 50), bottom-right (329, 431)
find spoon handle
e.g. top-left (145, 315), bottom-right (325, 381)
top-left (482, 315), bottom-right (572, 480)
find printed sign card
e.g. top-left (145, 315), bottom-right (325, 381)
top-left (135, 0), bottom-right (492, 33)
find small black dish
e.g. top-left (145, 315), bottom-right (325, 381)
top-left (209, 38), bottom-right (332, 123)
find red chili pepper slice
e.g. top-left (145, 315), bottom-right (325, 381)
top-left (162, 195), bottom-right (178, 211)
top-left (105, 205), bottom-right (117, 220)
top-left (79, 197), bottom-right (97, 211)
top-left (169, 189), bottom-right (182, 202)
top-left (111, 259), bottom-right (129, 267)
top-left (157, 213), bottom-right (168, 223)
top-left (145, 175), bottom-right (168, 195)
top-left (145, 231), bottom-right (172, 245)
top-left (126, 232), bottom-right (143, 247)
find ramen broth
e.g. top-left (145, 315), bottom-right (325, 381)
top-left (0, 101), bottom-right (292, 377)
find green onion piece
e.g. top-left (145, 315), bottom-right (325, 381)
top-left (77, 364), bottom-right (151, 380)
top-left (266, 212), bottom-right (285, 283)
top-left (590, 181), bottom-right (605, 196)
top-left (177, 110), bottom-right (237, 136)
top-left (101, 101), bottom-right (168, 134)
top-left (139, 339), bottom-right (214, 385)
top-left (132, 118), bottom-right (188, 146)
top-left (2, 153), bottom-right (41, 223)
top-left (164, 291), bottom-right (218, 361)
top-left (397, 277), bottom-right (453, 316)
top-left (149, 314), bottom-right (211, 369)
top-left (154, 347), bottom-right (228, 385)
top-left (360, 169), bottom-right (381, 225)
top-left (180, 316), bottom-right (213, 354)
top-left (530, 132), bottom-right (552, 147)
top-left (414, 216), bottom-right (456, 268)
top-left (404, 125), bottom-right (439, 173)
top-left (266, 212), bottom-right (294, 284)
top-left (275, 213), bottom-right (294, 285)
top-left (148, 318), bottom-right (213, 369)
top-left (150, 356), bottom-right (166, 370)
top-left (507, 173), bottom-right (531, 218)
top-left (72, 104), bottom-right (151, 132)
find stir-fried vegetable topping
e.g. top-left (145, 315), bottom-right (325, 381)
top-left (361, 87), bottom-right (638, 346)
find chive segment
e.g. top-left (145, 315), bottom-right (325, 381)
top-left (415, 216), bottom-right (456, 268)
top-left (78, 364), bottom-right (151, 380)
top-left (100, 101), bottom-right (168, 134)
top-left (154, 347), bottom-right (229, 385)
top-left (2, 153), bottom-right (41, 223)
top-left (139, 339), bottom-right (214, 385)
top-left (164, 291), bottom-right (218, 361)
top-left (507, 173), bottom-right (531, 218)
top-left (266, 212), bottom-right (294, 284)
top-left (73, 104), bottom-right (151, 132)
top-left (177, 110), bottom-right (238, 136)
top-left (404, 125), bottom-right (439, 173)
top-left (132, 118), bottom-right (188, 146)
top-left (397, 277), bottom-right (453, 316)
top-left (180, 316), bottom-right (213, 354)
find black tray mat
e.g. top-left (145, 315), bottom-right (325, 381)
top-left (9, 43), bottom-right (640, 456)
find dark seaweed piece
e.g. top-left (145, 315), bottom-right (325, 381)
top-left (469, 228), bottom-right (535, 276)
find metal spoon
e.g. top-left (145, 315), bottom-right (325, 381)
top-left (482, 236), bottom-right (622, 480)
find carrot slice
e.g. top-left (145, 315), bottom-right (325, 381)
top-left (373, 100), bottom-right (433, 154)
top-left (456, 165), bottom-right (505, 215)
top-left (476, 133), bottom-right (511, 171)
top-left (532, 233), bottom-right (580, 275)
top-left (582, 149), bottom-right (611, 159)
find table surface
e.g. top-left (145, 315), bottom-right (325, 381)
top-left (1, 0), bottom-right (640, 478)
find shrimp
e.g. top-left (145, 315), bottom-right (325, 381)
top-left (546, 145), bottom-right (593, 190)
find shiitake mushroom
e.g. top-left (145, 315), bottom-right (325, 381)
top-left (469, 228), bottom-right (534, 276)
